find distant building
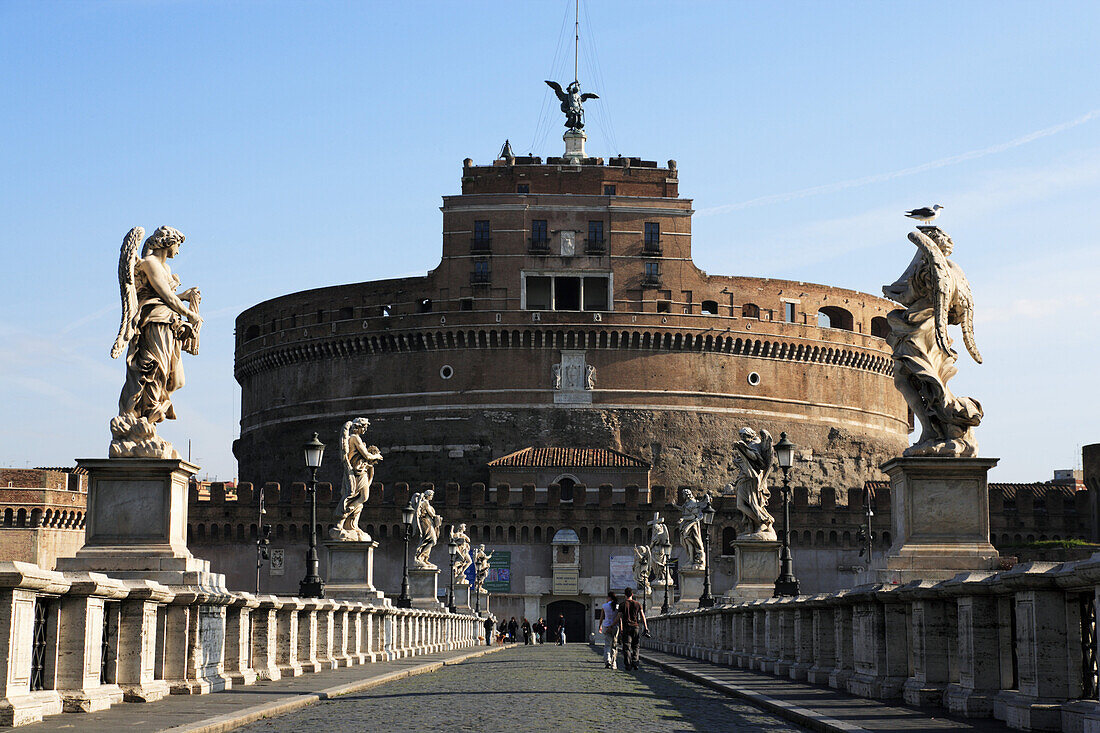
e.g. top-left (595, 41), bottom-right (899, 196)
top-left (0, 467), bottom-right (87, 569)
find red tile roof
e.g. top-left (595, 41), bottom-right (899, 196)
top-left (488, 447), bottom-right (650, 469)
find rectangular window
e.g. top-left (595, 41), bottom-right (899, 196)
top-left (644, 262), bottom-right (660, 282)
top-left (657, 300), bottom-right (670, 313)
top-left (587, 220), bottom-right (604, 244)
top-left (603, 184), bottom-right (616, 196)
top-left (525, 276), bottom-right (551, 310)
top-left (461, 298), bottom-right (474, 311)
top-left (644, 222), bottom-right (660, 245)
top-left (554, 277), bottom-right (581, 311)
top-left (583, 276), bottom-right (609, 311)
top-left (531, 220), bottom-right (548, 242)
top-left (474, 260), bottom-right (489, 276)
top-left (785, 302), bottom-right (797, 323)
top-left (474, 220), bottom-right (490, 241)
top-left (516, 184), bottom-right (529, 194)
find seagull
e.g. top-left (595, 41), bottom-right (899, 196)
top-left (904, 204), bottom-right (943, 224)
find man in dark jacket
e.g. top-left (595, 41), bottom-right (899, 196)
top-left (618, 587), bottom-right (649, 670)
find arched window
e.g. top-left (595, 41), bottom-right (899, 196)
top-left (534, 526), bottom-right (543, 543)
top-left (619, 528), bottom-right (629, 544)
top-left (508, 526), bottom-right (516, 542)
top-left (817, 306), bottom-right (854, 331)
top-left (742, 303), bottom-right (760, 319)
top-left (556, 476), bottom-right (577, 503)
top-left (870, 316), bottom-right (890, 338)
top-left (593, 526), bottom-right (602, 543)
top-left (701, 300), bottom-right (718, 315)
top-left (244, 324), bottom-right (260, 341)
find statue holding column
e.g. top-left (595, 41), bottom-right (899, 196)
top-left (330, 418), bottom-right (383, 541)
top-left (882, 226), bottom-right (983, 457)
top-left (109, 226), bottom-right (202, 459)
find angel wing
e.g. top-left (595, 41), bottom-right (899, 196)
top-left (907, 230), bottom-right (955, 356)
top-left (544, 80), bottom-right (565, 100)
top-left (410, 492), bottom-right (424, 534)
top-left (950, 270), bottom-right (983, 364)
top-left (757, 429), bottom-right (775, 476)
top-left (110, 227), bottom-right (144, 359)
top-left (580, 92), bottom-right (599, 101)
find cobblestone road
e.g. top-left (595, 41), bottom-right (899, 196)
top-left (238, 643), bottom-right (809, 733)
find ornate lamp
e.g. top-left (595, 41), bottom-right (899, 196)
top-left (446, 532), bottom-right (458, 614)
top-left (773, 431), bottom-right (800, 597)
top-left (396, 499), bottom-right (415, 608)
top-left (298, 432), bottom-right (326, 598)
top-left (699, 499), bottom-right (717, 608)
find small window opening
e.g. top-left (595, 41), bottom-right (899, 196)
top-left (554, 277), bottom-right (581, 311)
top-left (603, 184), bottom-right (616, 196)
top-left (461, 298), bottom-right (474, 311)
top-left (784, 302), bottom-right (797, 323)
top-left (656, 300), bottom-right (671, 313)
top-left (381, 304), bottom-right (392, 317)
top-left (742, 303), bottom-right (760, 319)
top-left (517, 184), bottom-right (529, 194)
top-left (701, 300), bottom-right (718, 315)
top-left (419, 299), bottom-right (432, 313)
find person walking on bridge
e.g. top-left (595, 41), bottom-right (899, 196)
top-left (556, 614), bottom-right (567, 645)
top-left (598, 591), bottom-right (621, 669)
top-left (619, 587), bottom-right (649, 671)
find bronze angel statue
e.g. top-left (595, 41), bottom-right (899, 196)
top-left (882, 226), bottom-right (983, 457)
top-left (109, 226), bottom-right (202, 459)
top-left (545, 79), bottom-right (599, 131)
top-left (730, 427), bottom-right (777, 540)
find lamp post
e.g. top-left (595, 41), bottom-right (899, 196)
top-left (446, 531), bottom-right (458, 614)
top-left (659, 537), bottom-right (673, 615)
top-left (699, 498), bottom-right (716, 608)
top-left (299, 432), bottom-right (326, 598)
top-left (773, 431), bottom-right (800, 597)
top-left (396, 499), bottom-right (415, 608)
top-left (256, 484), bottom-right (269, 594)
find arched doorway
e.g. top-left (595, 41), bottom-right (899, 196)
top-left (546, 599), bottom-right (586, 643)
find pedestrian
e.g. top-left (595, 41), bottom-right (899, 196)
top-left (556, 614), bottom-right (567, 645)
top-left (535, 617), bottom-right (546, 643)
top-left (521, 617), bottom-right (532, 645)
top-left (483, 617), bottom-right (493, 646)
top-left (619, 587), bottom-right (649, 670)
top-left (508, 616), bottom-right (519, 643)
top-left (598, 591), bottom-right (621, 669)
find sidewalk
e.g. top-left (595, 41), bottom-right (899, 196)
top-left (640, 649), bottom-right (1012, 733)
top-left (23, 644), bottom-right (509, 733)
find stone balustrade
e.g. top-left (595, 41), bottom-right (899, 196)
top-left (644, 556), bottom-right (1100, 732)
top-left (0, 561), bottom-right (484, 727)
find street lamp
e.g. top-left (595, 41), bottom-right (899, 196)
top-left (773, 431), bottom-right (800, 597)
top-left (699, 499), bottom-right (716, 608)
top-left (299, 432), bottom-right (326, 598)
top-left (658, 540), bottom-right (673, 615)
top-left (446, 530), bottom-right (458, 614)
top-left (396, 498), bottom-right (415, 608)
top-left (256, 484), bottom-right (269, 594)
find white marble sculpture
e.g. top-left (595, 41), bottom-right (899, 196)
top-left (109, 226), bottom-right (202, 459)
top-left (731, 427), bottom-right (777, 540)
top-left (883, 226), bottom-right (983, 457)
top-left (632, 545), bottom-right (652, 594)
top-left (449, 523), bottom-right (473, 582)
top-left (551, 363), bottom-right (562, 390)
top-left (585, 364), bottom-right (596, 390)
top-left (329, 418), bottom-right (383, 541)
top-left (647, 512), bottom-right (672, 583)
top-left (473, 544), bottom-right (494, 590)
top-left (412, 489), bottom-right (443, 569)
top-left (672, 490), bottom-right (707, 570)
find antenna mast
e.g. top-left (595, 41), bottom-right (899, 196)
top-left (574, 0), bottom-right (579, 83)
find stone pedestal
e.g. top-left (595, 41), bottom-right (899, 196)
top-left (563, 129), bottom-right (586, 163)
top-left (678, 569), bottom-right (705, 608)
top-left (56, 459), bottom-right (225, 590)
top-left (409, 568), bottom-right (443, 609)
top-left (726, 541), bottom-right (780, 601)
top-left (475, 590), bottom-right (490, 616)
top-left (451, 581), bottom-right (472, 611)
top-left (878, 457), bottom-right (1000, 584)
top-left (323, 540), bottom-right (385, 602)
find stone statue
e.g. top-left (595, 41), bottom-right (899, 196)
top-left (329, 418), bottom-right (383, 541)
top-left (545, 79), bottom-right (599, 131)
top-left (473, 544), bottom-right (494, 590)
top-left (883, 227), bottom-right (983, 457)
top-left (109, 226), bottom-right (202, 459)
top-left (585, 364), bottom-right (596, 390)
top-left (647, 512), bottom-right (672, 583)
top-left (731, 427), bottom-right (777, 540)
top-left (672, 489), bottom-right (707, 570)
top-left (449, 523), bottom-right (472, 582)
top-left (412, 489), bottom-right (443, 569)
top-left (632, 545), bottom-right (652, 595)
top-left (551, 363), bottom-right (562, 390)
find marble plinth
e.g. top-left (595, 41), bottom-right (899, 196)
top-left (878, 457), bottom-right (1001, 584)
top-left (451, 582), bottom-right (472, 610)
top-left (678, 569), bottom-right (705, 608)
top-left (727, 541), bottom-right (781, 601)
top-left (57, 458), bottom-right (225, 590)
top-left (409, 568), bottom-right (443, 609)
top-left (563, 129), bottom-right (586, 163)
top-left (323, 540), bottom-right (385, 601)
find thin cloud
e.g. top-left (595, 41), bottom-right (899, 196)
top-left (698, 109), bottom-right (1100, 216)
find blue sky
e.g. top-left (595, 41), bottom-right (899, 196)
top-left (1, 1), bottom-right (1097, 482)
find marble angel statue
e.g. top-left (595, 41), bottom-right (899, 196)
top-left (632, 545), bottom-right (652, 595)
top-left (411, 489), bottom-right (443, 569)
top-left (647, 512), bottom-right (672, 584)
top-left (731, 427), bottom-right (777, 540)
top-left (883, 226), bottom-right (983, 457)
top-left (449, 523), bottom-right (473, 582)
top-left (109, 226), bottom-right (202, 459)
top-left (473, 544), bottom-right (494, 591)
top-left (329, 418), bottom-right (383, 541)
top-left (671, 490), bottom-right (707, 570)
